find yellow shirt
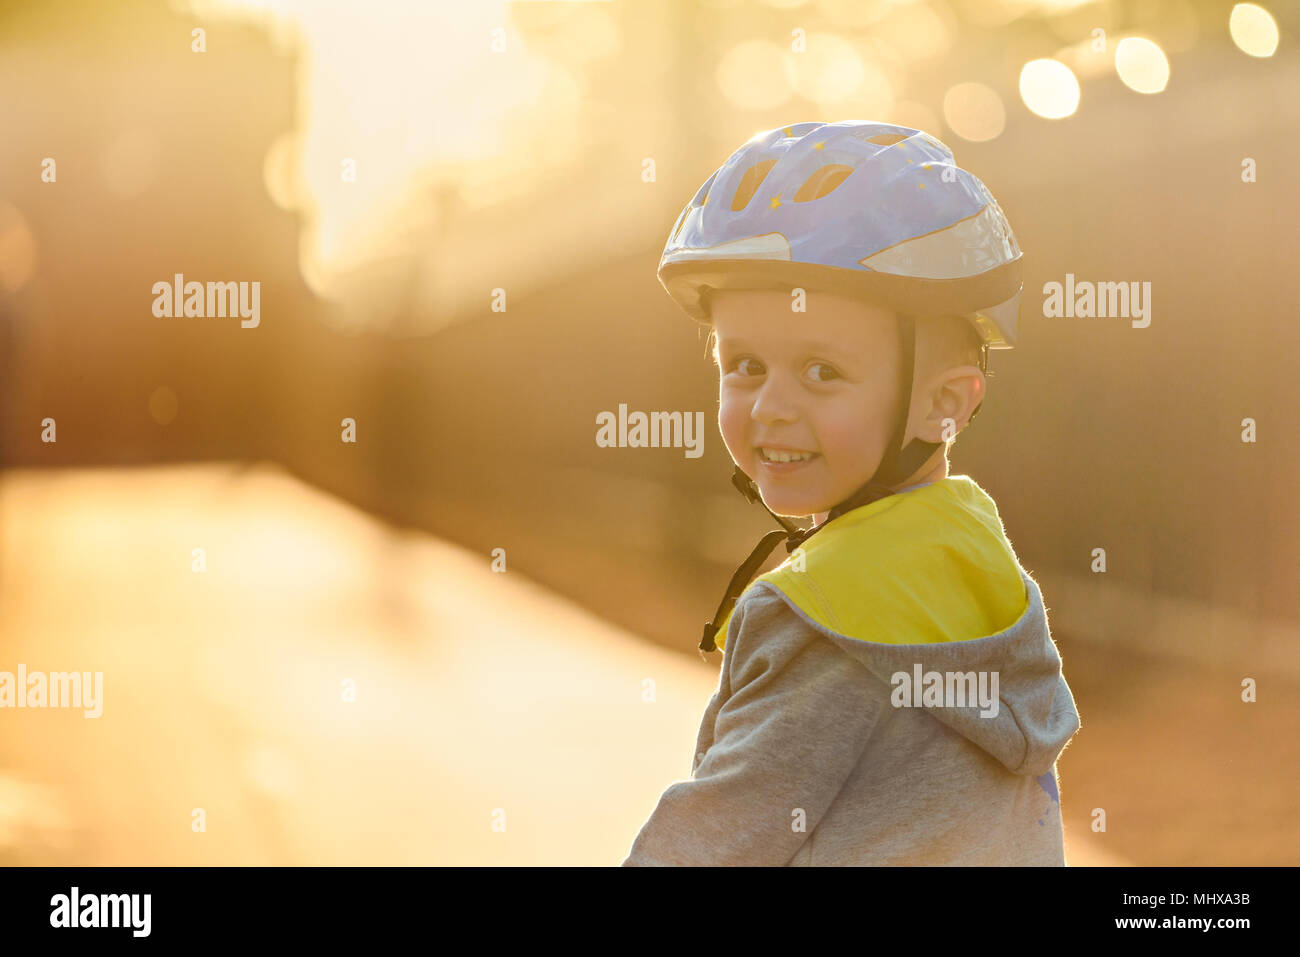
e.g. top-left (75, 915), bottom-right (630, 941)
top-left (713, 474), bottom-right (1029, 651)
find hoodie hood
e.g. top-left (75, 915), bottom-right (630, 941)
top-left (805, 569), bottom-right (1079, 776)
top-left (724, 475), bottom-right (1079, 777)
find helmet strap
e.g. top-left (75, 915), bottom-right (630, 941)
top-left (729, 463), bottom-right (801, 537)
top-left (967, 341), bottom-right (990, 425)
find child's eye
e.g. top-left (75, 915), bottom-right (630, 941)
top-left (728, 357), bottom-right (765, 376)
top-left (807, 362), bottom-right (840, 382)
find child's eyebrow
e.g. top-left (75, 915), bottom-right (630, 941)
top-left (796, 340), bottom-right (849, 357)
top-left (712, 340), bottom-right (852, 361)
top-left (716, 337), bottom-right (851, 358)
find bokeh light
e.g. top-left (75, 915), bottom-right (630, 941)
top-left (0, 202), bottom-right (38, 294)
top-left (785, 34), bottom-right (897, 118)
top-left (1229, 3), bottom-right (1280, 58)
top-left (1019, 58), bottom-right (1080, 119)
top-left (785, 33), bottom-right (866, 104)
top-left (148, 386), bottom-right (179, 426)
top-left (1115, 36), bottom-right (1171, 94)
top-left (943, 82), bottom-right (1006, 142)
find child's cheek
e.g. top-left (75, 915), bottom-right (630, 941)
top-left (819, 397), bottom-right (886, 478)
top-left (717, 389), bottom-right (752, 469)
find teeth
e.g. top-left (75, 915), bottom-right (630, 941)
top-left (761, 447), bottom-right (814, 463)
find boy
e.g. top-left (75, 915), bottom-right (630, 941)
top-left (622, 121), bottom-right (1081, 866)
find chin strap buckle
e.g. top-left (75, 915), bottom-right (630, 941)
top-left (784, 526), bottom-right (812, 553)
top-left (730, 466), bottom-right (761, 503)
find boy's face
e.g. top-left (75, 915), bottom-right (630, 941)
top-left (711, 288), bottom-right (906, 519)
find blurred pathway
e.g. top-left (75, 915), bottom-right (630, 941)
top-left (0, 463), bottom-right (1123, 865)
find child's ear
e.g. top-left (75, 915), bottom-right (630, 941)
top-left (932, 365), bottom-right (985, 435)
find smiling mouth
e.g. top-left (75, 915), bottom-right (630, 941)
top-left (757, 447), bottom-right (819, 464)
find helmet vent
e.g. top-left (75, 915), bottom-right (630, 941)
top-left (670, 202), bottom-right (691, 242)
top-left (865, 133), bottom-right (909, 146)
top-left (793, 164), bottom-right (853, 203)
top-left (730, 159), bottom-right (778, 211)
top-left (671, 182), bottom-right (713, 243)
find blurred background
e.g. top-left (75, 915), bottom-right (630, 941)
top-left (1, 0), bottom-right (1297, 865)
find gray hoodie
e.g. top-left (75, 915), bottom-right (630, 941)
top-left (622, 565), bottom-right (1081, 865)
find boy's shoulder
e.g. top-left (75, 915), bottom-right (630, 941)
top-left (744, 475), bottom-right (1028, 647)
top-left (718, 581), bottom-right (819, 667)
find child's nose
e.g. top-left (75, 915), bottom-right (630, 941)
top-left (750, 374), bottom-right (800, 424)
